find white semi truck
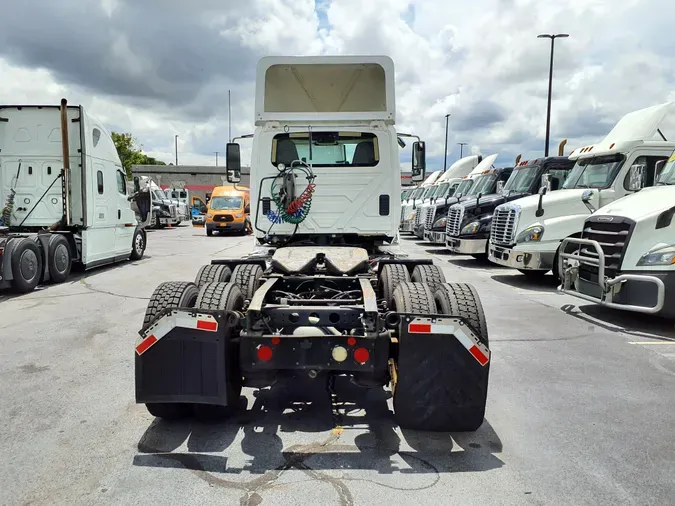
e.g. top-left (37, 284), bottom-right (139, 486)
top-left (0, 100), bottom-right (150, 293)
top-left (489, 102), bottom-right (675, 279)
top-left (558, 152), bottom-right (675, 319)
top-left (400, 170), bottom-right (441, 233)
top-left (135, 55), bottom-right (491, 433)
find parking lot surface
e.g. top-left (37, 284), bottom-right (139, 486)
top-left (2, 225), bottom-right (674, 505)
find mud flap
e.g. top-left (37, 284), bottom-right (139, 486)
top-left (394, 314), bottom-right (490, 431)
top-left (135, 308), bottom-right (238, 406)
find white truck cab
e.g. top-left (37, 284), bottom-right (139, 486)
top-left (224, 55), bottom-right (426, 247)
top-left (411, 155), bottom-right (482, 237)
top-left (558, 152), bottom-right (675, 318)
top-left (489, 102), bottom-right (675, 278)
top-left (400, 171), bottom-right (440, 233)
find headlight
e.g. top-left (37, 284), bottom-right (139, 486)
top-left (234, 213), bottom-right (243, 218)
top-left (516, 225), bottom-right (544, 243)
top-left (206, 213), bottom-right (213, 219)
top-left (432, 217), bottom-right (447, 230)
top-left (637, 244), bottom-right (675, 266)
top-left (461, 221), bottom-right (480, 235)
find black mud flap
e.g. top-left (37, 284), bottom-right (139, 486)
top-left (393, 314), bottom-right (490, 431)
top-left (135, 308), bottom-right (238, 406)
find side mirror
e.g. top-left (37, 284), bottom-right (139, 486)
top-left (133, 176), bottom-right (140, 193)
top-left (582, 189), bottom-right (597, 213)
top-left (627, 163), bottom-right (646, 191)
top-left (538, 185), bottom-right (548, 195)
top-left (655, 159), bottom-right (667, 181)
top-left (541, 173), bottom-right (552, 193)
top-left (496, 180), bottom-right (505, 194)
top-left (411, 141), bottom-right (426, 183)
top-left (245, 204), bottom-right (250, 214)
top-left (226, 143), bottom-right (242, 183)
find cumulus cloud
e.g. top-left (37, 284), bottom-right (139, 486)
top-left (1, 0), bottom-right (674, 168)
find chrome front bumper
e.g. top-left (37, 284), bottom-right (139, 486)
top-left (557, 237), bottom-right (666, 315)
top-left (488, 243), bottom-right (555, 271)
top-left (447, 237), bottom-right (487, 255)
top-left (401, 220), bottom-right (415, 233)
top-left (424, 230), bottom-right (446, 244)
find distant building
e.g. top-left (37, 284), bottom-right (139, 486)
top-left (131, 164), bottom-right (251, 202)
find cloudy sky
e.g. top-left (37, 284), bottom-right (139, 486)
top-left (2, 0), bottom-right (674, 171)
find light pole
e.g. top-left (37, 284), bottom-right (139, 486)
top-left (457, 142), bottom-right (468, 159)
top-left (174, 135), bottom-right (178, 165)
top-left (538, 33), bottom-right (569, 157)
top-left (214, 151), bottom-right (219, 166)
top-left (228, 90), bottom-right (232, 142)
top-left (443, 113), bottom-right (450, 172)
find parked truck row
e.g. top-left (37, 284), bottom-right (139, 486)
top-left (400, 102), bottom-right (675, 320)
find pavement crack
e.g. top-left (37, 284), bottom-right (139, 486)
top-left (79, 278), bottom-right (150, 301)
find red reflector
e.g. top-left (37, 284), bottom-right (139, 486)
top-left (257, 345), bottom-right (273, 361)
top-left (196, 319), bottom-right (217, 331)
top-left (271, 336), bottom-right (280, 345)
top-left (347, 337), bottom-right (357, 347)
top-left (354, 347), bottom-right (370, 364)
top-left (469, 345), bottom-right (489, 366)
top-left (136, 334), bottom-right (157, 355)
top-left (409, 323), bottom-right (431, 333)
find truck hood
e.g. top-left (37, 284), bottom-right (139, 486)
top-left (595, 185), bottom-right (675, 221)
top-left (502, 189), bottom-right (592, 233)
top-left (458, 191), bottom-right (528, 212)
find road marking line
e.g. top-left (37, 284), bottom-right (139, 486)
top-left (628, 341), bottom-right (675, 345)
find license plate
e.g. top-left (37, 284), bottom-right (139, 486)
top-left (218, 223), bottom-right (228, 228)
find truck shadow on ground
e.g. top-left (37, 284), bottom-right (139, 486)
top-left (561, 304), bottom-right (675, 340)
top-left (133, 377), bottom-right (503, 503)
top-left (490, 273), bottom-right (560, 293)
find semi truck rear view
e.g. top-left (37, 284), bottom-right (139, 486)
top-left (134, 55), bottom-right (492, 432)
top-left (0, 100), bottom-right (151, 293)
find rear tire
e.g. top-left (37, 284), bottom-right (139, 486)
top-left (393, 281), bottom-right (489, 432)
top-left (378, 264), bottom-right (411, 305)
top-left (10, 238), bottom-right (43, 293)
top-left (195, 264), bottom-right (232, 288)
top-left (411, 264), bottom-right (446, 292)
top-left (195, 282), bottom-right (245, 421)
top-left (129, 228), bottom-right (146, 261)
top-left (434, 283), bottom-right (488, 346)
top-left (47, 234), bottom-right (72, 283)
top-left (142, 281), bottom-right (199, 330)
top-left (231, 264), bottom-right (264, 299)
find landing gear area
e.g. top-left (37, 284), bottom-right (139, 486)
top-left (135, 248), bottom-right (491, 432)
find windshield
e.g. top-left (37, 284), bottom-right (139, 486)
top-left (504, 165), bottom-right (539, 193)
top-left (454, 179), bottom-right (474, 197)
top-left (152, 190), bottom-right (166, 201)
top-left (271, 132), bottom-right (379, 167)
top-left (432, 183), bottom-right (450, 198)
top-left (421, 187), bottom-right (435, 199)
top-left (562, 154), bottom-right (625, 189)
top-left (657, 154), bottom-right (675, 185)
top-left (210, 196), bottom-right (244, 210)
top-left (467, 174), bottom-right (497, 196)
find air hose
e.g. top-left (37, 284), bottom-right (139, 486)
top-left (266, 163), bottom-right (316, 226)
top-left (1, 162), bottom-right (21, 227)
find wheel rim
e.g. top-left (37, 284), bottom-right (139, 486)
top-left (19, 249), bottom-right (39, 281)
top-left (53, 244), bottom-right (69, 273)
top-left (135, 233), bottom-right (144, 254)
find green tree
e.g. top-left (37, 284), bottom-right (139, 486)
top-left (112, 132), bottom-right (166, 178)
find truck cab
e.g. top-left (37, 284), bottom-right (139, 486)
top-left (401, 171), bottom-right (440, 233)
top-left (558, 152), bottom-right (675, 318)
top-left (414, 155), bottom-right (482, 239)
top-left (489, 102), bottom-right (675, 278)
top-left (205, 185), bottom-right (250, 236)
top-left (445, 156), bottom-right (574, 256)
top-left (423, 154), bottom-right (506, 244)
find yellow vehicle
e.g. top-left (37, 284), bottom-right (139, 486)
top-left (205, 185), bottom-right (250, 236)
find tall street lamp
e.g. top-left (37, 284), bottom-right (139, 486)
top-left (443, 113), bottom-right (450, 172)
top-left (537, 33), bottom-right (569, 157)
top-left (174, 134), bottom-right (179, 165)
top-left (457, 142), bottom-right (468, 159)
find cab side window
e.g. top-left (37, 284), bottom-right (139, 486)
top-left (116, 170), bottom-right (127, 195)
top-left (623, 156), bottom-right (666, 190)
top-left (548, 167), bottom-right (573, 191)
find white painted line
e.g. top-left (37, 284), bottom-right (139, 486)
top-left (628, 341), bottom-right (675, 345)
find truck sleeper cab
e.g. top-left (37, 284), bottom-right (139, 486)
top-left (558, 153), bottom-right (675, 318)
top-left (205, 186), bottom-right (250, 236)
top-left (0, 100), bottom-right (150, 293)
top-left (488, 102), bottom-right (675, 278)
top-left (446, 156), bottom-right (574, 256)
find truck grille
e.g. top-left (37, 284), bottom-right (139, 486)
top-left (425, 206), bottom-right (437, 230)
top-left (214, 214), bottom-right (234, 222)
top-left (401, 203), bottom-right (412, 222)
top-left (169, 205), bottom-right (177, 217)
top-left (491, 207), bottom-right (518, 246)
top-left (415, 206), bottom-right (427, 226)
top-left (446, 206), bottom-right (464, 237)
top-left (578, 216), bottom-right (634, 282)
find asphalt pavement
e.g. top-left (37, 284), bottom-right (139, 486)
top-left (1, 225), bottom-right (674, 506)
